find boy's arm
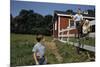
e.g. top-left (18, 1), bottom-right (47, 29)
top-left (45, 56), bottom-right (47, 62)
top-left (44, 51), bottom-right (47, 63)
top-left (33, 52), bottom-right (39, 65)
top-left (73, 14), bottom-right (77, 21)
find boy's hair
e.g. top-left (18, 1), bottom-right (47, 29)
top-left (36, 34), bottom-right (43, 42)
top-left (77, 8), bottom-right (82, 14)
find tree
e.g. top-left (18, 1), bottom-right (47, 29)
top-left (43, 15), bottom-right (53, 35)
top-left (87, 9), bottom-right (95, 17)
top-left (66, 9), bottom-right (73, 14)
top-left (11, 9), bottom-right (53, 35)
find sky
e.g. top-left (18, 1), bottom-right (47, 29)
top-left (11, 0), bottom-right (95, 17)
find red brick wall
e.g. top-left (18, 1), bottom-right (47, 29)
top-left (53, 16), bottom-right (78, 38)
top-left (60, 29), bottom-right (77, 35)
top-left (60, 16), bottom-right (69, 30)
top-left (69, 29), bottom-right (77, 34)
top-left (60, 16), bottom-right (78, 35)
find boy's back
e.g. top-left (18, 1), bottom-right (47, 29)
top-left (32, 34), bottom-right (47, 65)
top-left (32, 42), bottom-right (45, 59)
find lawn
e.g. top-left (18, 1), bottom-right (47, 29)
top-left (11, 34), bottom-right (35, 66)
top-left (11, 34), bottom-right (95, 67)
top-left (11, 33), bottom-right (57, 66)
top-left (55, 41), bottom-right (94, 63)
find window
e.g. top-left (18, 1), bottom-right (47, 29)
top-left (69, 19), bottom-right (75, 28)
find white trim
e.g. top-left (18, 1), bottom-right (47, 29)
top-left (58, 16), bottom-right (60, 37)
top-left (68, 19), bottom-right (70, 28)
top-left (67, 19), bottom-right (70, 42)
top-left (57, 14), bottom-right (71, 17)
top-left (55, 21), bottom-right (57, 30)
top-left (83, 16), bottom-right (95, 19)
top-left (58, 39), bottom-right (67, 43)
top-left (57, 13), bottom-right (95, 19)
top-left (60, 28), bottom-right (76, 32)
top-left (58, 34), bottom-right (75, 37)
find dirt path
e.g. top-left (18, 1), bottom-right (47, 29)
top-left (44, 41), bottom-right (63, 62)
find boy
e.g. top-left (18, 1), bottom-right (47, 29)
top-left (32, 34), bottom-right (47, 65)
top-left (73, 8), bottom-right (83, 38)
top-left (73, 8), bottom-right (83, 54)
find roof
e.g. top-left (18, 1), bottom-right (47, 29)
top-left (54, 10), bottom-right (76, 15)
top-left (54, 10), bottom-right (95, 19)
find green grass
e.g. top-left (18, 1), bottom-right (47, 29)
top-left (55, 41), bottom-right (90, 63)
top-left (11, 34), bottom-right (95, 66)
top-left (11, 33), bottom-right (56, 66)
top-left (11, 34), bottom-right (35, 66)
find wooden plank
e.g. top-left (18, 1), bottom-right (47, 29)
top-left (73, 42), bottom-right (95, 52)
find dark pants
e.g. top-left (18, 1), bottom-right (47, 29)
top-left (76, 21), bottom-right (83, 54)
top-left (37, 56), bottom-right (46, 65)
top-left (76, 21), bottom-right (82, 38)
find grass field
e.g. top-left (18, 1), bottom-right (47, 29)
top-left (11, 34), bottom-right (95, 66)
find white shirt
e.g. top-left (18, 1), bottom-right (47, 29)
top-left (32, 42), bottom-right (45, 58)
top-left (74, 14), bottom-right (83, 22)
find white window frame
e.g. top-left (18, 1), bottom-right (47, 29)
top-left (68, 19), bottom-right (75, 28)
